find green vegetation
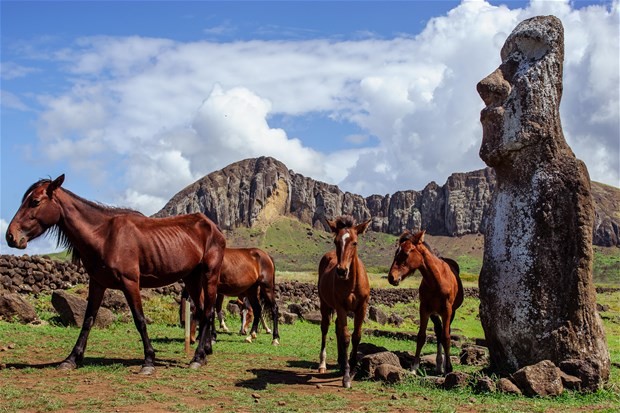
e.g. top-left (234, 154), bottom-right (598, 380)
top-left (593, 246), bottom-right (620, 286)
top-left (0, 285), bottom-right (618, 412)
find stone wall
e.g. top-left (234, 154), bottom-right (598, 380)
top-left (1, 255), bottom-right (483, 307)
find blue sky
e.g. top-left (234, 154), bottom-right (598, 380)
top-left (1, 0), bottom-right (618, 255)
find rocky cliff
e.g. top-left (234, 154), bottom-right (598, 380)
top-left (154, 156), bottom-right (619, 246)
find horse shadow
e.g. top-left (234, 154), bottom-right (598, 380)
top-left (6, 356), bottom-right (185, 371)
top-left (235, 359), bottom-right (343, 390)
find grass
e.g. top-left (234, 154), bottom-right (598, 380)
top-left (0, 286), bottom-right (618, 413)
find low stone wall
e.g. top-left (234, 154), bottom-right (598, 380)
top-left (0, 254), bottom-right (612, 307)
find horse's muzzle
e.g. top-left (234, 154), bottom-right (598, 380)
top-left (387, 274), bottom-right (400, 287)
top-left (6, 229), bottom-right (27, 249)
top-left (336, 267), bottom-right (349, 280)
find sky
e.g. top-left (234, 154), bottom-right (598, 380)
top-left (1, 0), bottom-right (618, 255)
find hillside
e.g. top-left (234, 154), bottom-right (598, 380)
top-left (155, 156), bottom-right (620, 247)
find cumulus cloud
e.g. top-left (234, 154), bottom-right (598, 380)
top-left (27, 0), bottom-right (619, 218)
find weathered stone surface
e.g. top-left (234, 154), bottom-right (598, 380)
top-left (0, 293), bottom-right (37, 323)
top-left (559, 370), bottom-right (582, 391)
top-left (154, 156), bottom-right (617, 246)
top-left (51, 290), bottom-right (115, 328)
top-left (443, 371), bottom-right (470, 389)
top-left (459, 345), bottom-right (488, 366)
top-left (374, 363), bottom-right (407, 384)
top-left (368, 306), bottom-right (388, 325)
top-left (512, 360), bottom-right (563, 397)
top-left (358, 351), bottom-right (402, 380)
top-left (497, 378), bottom-right (522, 395)
top-left (473, 376), bottom-right (496, 393)
top-left (559, 359), bottom-right (603, 392)
top-left (477, 15), bottom-right (610, 386)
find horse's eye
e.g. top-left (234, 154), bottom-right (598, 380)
top-left (353, 242), bottom-right (358, 246)
top-left (30, 199), bottom-right (40, 208)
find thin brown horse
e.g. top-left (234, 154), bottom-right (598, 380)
top-left (388, 230), bottom-right (463, 375)
top-left (5, 175), bottom-right (225, 374)
top-left (318, 215), bottom-right (371, 388)
top-left (181, 247), bottom-right (280, 345)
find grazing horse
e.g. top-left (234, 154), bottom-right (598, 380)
top-left (181, 247), bottom-right (280, 345)
top-left (387, 230), bottom-right (463, 375)
top-left (5, 175), bottom-right (225, 374)
top-left (318, 216), bottom-right (371, 388)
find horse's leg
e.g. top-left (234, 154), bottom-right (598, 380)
top-left (349, 302), bottom-right (367, 372)
top-left (58, 280), bottom-right (107, 370)
top-left (260, 282), bottom-right (279, 345)
top-left (216, 294), bottom-right (229, 333)
top-left (412, 308), bottom-right (430, 375)
top-left (121, 279), bottom-right (157, 374)
top-left (318, 303), bottom-right (332, 374)
top-left (245, 287), bottom-right (261, 343)
top-left (441, 308), bottom-right (454, 374)
top-left (190, 259), bottom-right (220, 369)
top-left (335, 309), bottom-right (352, 388)
top-left (430, 314), bottom-right (444, 375)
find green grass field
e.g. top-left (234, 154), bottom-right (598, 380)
top-left (1, 284), bottom-right (618, 413)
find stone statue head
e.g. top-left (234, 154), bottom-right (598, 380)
top-left (477, 16), bottom-right (565, 168)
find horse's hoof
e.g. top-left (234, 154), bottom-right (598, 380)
top-left (222, 327), bottom-right (230, 333)
top-left (343, 379), bottom-right (352, 389)
top-left (139, 366), bottom-right (155, 375)
top-left (245, 336), bottom-right (253, 343)
top-left (189, 361), bottom-right (202, 370)
top-left (271, 339), bottom-right (280, 346)
top-left (266, 328), bottom-right (272, 334)
top-left (251, 332), bottom-right (257, 339)
top-left (57, 360), bottom-right (76, 371)
top-left (318, 367), bottom-right (326, 374)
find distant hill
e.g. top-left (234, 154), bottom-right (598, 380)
top-left (154, 156), bottom-right (620, 247)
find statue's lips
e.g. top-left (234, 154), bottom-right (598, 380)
top-left (480, 105), bottom-right (505, 123)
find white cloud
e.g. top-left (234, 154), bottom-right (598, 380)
top-left (1, 90), bottom-right (30, 111)
top-left (28, 0), bottom-right (619, 216)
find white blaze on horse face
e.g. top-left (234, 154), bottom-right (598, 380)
top-left (340, 232), bottom-right (350, 250)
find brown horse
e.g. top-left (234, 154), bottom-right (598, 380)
top-left (5, 175), bottom-right (225, 374)
top-left (181, 247), bottom-right (280, 345)
top-left (388, 230), bottom-right (463, 375)
top-left (318, 216), bottom-right (371, 388)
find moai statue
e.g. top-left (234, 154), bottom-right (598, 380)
top-left (477, 15), bottom-right (609, 389)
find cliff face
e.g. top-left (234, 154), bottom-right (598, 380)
top-left (154, 156), bottom-right (619, 246)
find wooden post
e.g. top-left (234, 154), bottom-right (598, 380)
top-left (184, 298), bottom-right (191, 356)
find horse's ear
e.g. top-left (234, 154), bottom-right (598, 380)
top-left (356, 219), bottom-right (371, 235)
top-left (47, 174), bottom-right (65, 197)
top-left (325, 218), bottom-right (338, 234)
top-left (412, 229), bottom-right (426, 244)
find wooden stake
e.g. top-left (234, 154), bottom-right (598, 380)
top-left (184, 298), bottom-right (191, 356)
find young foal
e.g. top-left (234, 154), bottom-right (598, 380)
top-left (318, 216), bottom-right (371, 388)
top-left (5, 175), bottom-right (225, 374)
top-left (388, 230), bottom-right (463, 375)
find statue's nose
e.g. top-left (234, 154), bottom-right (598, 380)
top-left (477, 68), bottom-right (511, 106)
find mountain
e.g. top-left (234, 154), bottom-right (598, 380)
top-left (154, 156), bottom-right (619, 247)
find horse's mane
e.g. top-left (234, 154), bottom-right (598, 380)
top-left (24, 179), bottom-right (143, 265)
top-left (334, 215), bottom-right (356, 230)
